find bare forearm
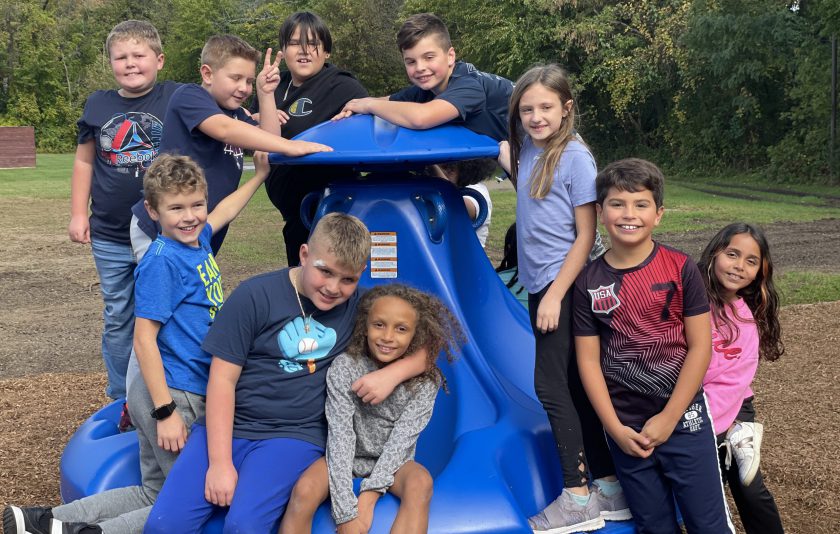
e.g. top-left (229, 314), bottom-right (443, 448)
top-left (70, 143), bottom-right (94, 217)
top-left (576, 338), bottom-right (623, 436)
top-left (548, 233), bottom-right (594, 299)
top-left (134, 320), bottom-right (171, 407)
top-left (256, 92), bottom-right (281, 135)
top-left (206, 371), bottom-right (236, 465)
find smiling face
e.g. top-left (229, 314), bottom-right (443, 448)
top-left (713, 232), bottom-right (761, 302)
top-left (146, 188), bottom-right (208, 248)
top-left (598, 186), bottom-right (664, 252)
top-left (366, 295), bottom-right (418, 365)
top-left (297, 242), bottom-right (363, 311)
top-left (282, 26), bottom-right (329, 86)
top-left (109, 38), bottom-right (164, 97)
top-left (517, 82), bottom-right (573, 148)
top-left (401, 35), bottom-right (455, 94)
top-left (201, 57), bottom-right (256, 110)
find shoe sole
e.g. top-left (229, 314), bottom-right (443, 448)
top-left (3, 506), bottom-right (26, 534)
top-left (601, 508), bottom-right (632, 521)
top-left (532, 516), bottom-right (606, 534)
top-left (741, 423), bottom-right (763, 486)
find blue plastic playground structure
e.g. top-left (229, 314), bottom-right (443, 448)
top-left (60, 116), bottom-right (635, 533)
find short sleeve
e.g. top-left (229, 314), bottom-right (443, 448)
top-left (389, 85), bottom-right (423, 103)
top-left (572, 270), bottom-right (599, 337)
top-left (564, 148), bottom-right (598, 208)
top-left (436, 75), bottom-right (484, 121)
top-left (201, 280), bottom-right (260, 366)
top-left (76, 95), bottom-right (97, 144)
top-left (682, 260), bottom-right (710, 317)
top-left (172, 85), bottom-right (227, 133)
top-left (134, 256), bottom-right (187, 324)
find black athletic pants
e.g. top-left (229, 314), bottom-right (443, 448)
top-left (529, 286), bottom-right (614, 488)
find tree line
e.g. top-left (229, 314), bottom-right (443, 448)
top-left (1, 0), bottom-right (837, 181)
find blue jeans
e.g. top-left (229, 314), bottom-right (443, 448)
top-left (91, 238), bottom-right (137, 399)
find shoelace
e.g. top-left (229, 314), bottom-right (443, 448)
top-left (720, 431), bottom-right (754, 470)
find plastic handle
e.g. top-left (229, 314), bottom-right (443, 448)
top-left (299, 191), bottom-right (323, 231)
top-left (460, 187), bottom-right (488, 230)
top-left (410, 191), bottom-right (448, 244)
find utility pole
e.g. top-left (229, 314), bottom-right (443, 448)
top-left (832, 34), bottom-right (837, 182)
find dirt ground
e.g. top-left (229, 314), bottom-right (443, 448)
top-left (0, 196), bottom-right (838, 533)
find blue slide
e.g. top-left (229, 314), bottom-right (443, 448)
top-left (60, 116), bottom-right (634, 533)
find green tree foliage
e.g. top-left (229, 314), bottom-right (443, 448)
top-left (672, 0), bottom-right (800, 168)
top-left (2, 0), bottom-right (838, 181)
top-left (770, 0), bottom-right (840, 179)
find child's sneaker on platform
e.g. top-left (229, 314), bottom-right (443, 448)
top-left (725, 421), bottom-right (763, 486)
top-left (528, 489), bottom-right (605, 534)
top-left (592, 484), bottom-right (632, 521)
top-left (118, 401), bottom-right (134, 433)
top-left (3, 505), bottom-right (52, 534)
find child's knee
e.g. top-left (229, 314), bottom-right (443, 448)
top-left (402, 469), bottom-right (433, 503)
top-left (290, 469), bottom-right (329, 506)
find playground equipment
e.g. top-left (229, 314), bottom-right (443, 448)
top-left (60, 116), bottom-right (634, 533)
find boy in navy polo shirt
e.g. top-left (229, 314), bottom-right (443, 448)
top-left (68, 20), bottom-right (181, 402)
top-left (573, 159), bottom-right (735, 533)
top-left (130, 34), bottom-right (332, 259)
top-left (333, 13), bottom-right (512, 142)
top-left (145, 213), bottom-right (427, 533)
top-left (3, 153), bottom-right (270, 534)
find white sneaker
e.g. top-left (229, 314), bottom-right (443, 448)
top-left (725, 421), bottom-right (763, 486)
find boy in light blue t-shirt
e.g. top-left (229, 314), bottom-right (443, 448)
top-left (3, 153), bottom-right (269, 534)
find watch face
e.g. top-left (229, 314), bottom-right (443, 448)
top-left (151, 401), bottom-right (175, 419)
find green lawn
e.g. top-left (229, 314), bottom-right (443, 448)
top-left (3, 155), bottom-right (838, 305)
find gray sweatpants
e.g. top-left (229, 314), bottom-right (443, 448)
top-left (53, 374), bottom-right (205, 534)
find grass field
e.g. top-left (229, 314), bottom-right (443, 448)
top-left (3, 153), bottom-right (839, 304)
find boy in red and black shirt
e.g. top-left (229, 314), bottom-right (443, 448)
top-left (573, 158), bottom-right (735, 533)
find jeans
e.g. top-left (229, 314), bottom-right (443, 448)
top-left (91, 238), bottom-right (137, 399)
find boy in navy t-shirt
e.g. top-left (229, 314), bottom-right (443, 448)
top-left (573, 159), bottom-right (735, 533)
top-left (3, 153), bottom-right (270, 534)
top-left (145, 213), bottom-right (427, 533)
top-left (68, 20), bottom-right (180, 401)
top-left (333, 13), bottom-right (512, 142)
top-left (131, 34), bottom-right (332, 258)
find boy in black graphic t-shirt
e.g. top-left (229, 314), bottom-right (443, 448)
top-left (68, 20), bottom-right (181, 401)
top-left (573, 159), bottom-right (735, 533)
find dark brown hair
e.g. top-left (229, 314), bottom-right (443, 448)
top-left (397, 13), bottom-right (452, 52)
top-left (346, 284), bottom-right (464, 391)
top-left (595, 158), bottom-right (665, 208)
top-left (698, 223), bottom-right (784, 361)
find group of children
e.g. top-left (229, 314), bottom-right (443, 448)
top-left (2, 9), bottom-right (786, 534)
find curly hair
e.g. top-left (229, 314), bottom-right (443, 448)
top-left (698, 223), bottom-right (784, 362)
top-left (346, 284), bottom-right (464, 391)
top-left (143, 154), bottom-right (206, 211)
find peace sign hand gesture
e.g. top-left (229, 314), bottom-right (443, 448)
top-left (257, 48), bottom-right (282, 96)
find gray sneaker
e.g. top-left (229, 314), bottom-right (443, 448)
top-left (528, 489), bottom-right (606, 533)
top-left (592, 485), bottom-right (632, 521)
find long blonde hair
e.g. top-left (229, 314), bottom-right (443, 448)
top-left (508, 64), bottom-right (578, 199)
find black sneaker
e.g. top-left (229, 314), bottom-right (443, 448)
top-left (3, 505), bottom-right (52, 534)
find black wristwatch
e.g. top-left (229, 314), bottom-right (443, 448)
top-left (150, 400), bottom-right (177, 420)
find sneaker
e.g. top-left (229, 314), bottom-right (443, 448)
top-left (592, 485), bottom-right (632, 521)
top-left (725, 421), bottom-right (763, 486)
top-left (3, 505), bottom-right (52, 534)
top-left (118, 402), bottom-right (134, 433)
top-left (528, 489), bottom-right (605, 534)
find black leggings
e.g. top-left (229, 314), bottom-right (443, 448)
top-left (529, 286), bottom-right (614, 488)
top-left (717, 398), bottom-right (784, 534)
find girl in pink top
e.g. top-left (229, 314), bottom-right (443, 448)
top-left (699, 223), bottom-right (784, 534)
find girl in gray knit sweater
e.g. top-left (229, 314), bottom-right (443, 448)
top-left (279, 284), bottom-right (463, 534)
